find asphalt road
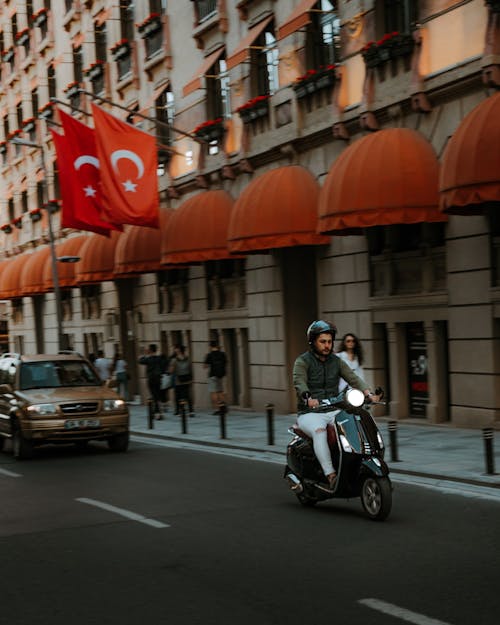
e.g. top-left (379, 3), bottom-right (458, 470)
top-left (1, 440), bottom-right (499, 625)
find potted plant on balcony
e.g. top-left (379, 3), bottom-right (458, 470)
top-left (43, 199), bottom-right (60, 213)
top-left (2, 46), bottom-right (15, 63)
top-left (193, 118), bottom-right (225, 143)
top-left (1, 223), bottom-right (12, 234)
top-left (0, 141), bottom-right (7, 156)
top-left (38, 101), bottom-right (54, 120)
top-left (29, 208), bottom-right (42, 222)
top-left (236, 95), bottom-right (270, 123)
top-left (12, 216), bottom-right (23, 230)
top-left (7, 128), bottom-right (22, 141)
top-left (64, 81), bottom-right (80, 98)
top-left (110, 39), bottom-right (131, 61)
top-left (83, 60), bottom-right (105, 81)
top-left (137, 12), bottom-right (162, 38)
top-left (31, 7), bottom-right (48, 28)
top-left (15, 28), bottom-right (30, 47)
top-left (22, 117), bottom-right (36, 134)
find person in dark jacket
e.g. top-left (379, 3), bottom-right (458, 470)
top-left (169, 344), bottom-right (194, 417)
top-left (139, 344), bottom-right (168, 419)
top-left (293, 320), bottom-right (381, 493)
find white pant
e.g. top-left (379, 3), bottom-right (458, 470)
top-left (297, 410), bottom-right (339, 477)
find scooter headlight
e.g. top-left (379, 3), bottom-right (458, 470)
top-left (346, 388), bottom-right (364, 407)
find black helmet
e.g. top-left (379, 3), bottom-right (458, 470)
top-left (307, 320), bottom-right (337, 345)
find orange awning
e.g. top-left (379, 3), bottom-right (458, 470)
top-left (42, 235), bottom-right (88, 290)
top-left (114, 209), bottom-right (173, 278)
top-left (162, 190), bottom-right (239, 265)
top-left (226, 15), bottom-right (273, 71)
top-left (183, 46), bottom-right (225, 97)
top-left (0, 254), bottom-right (30, 299)
top-left (318, 128), bottom-right (447, 235)
top-left (20, 247), bottom-right (52, 296)
top-left (76, 231), bottom-right (122, 284)
top-left (277, 0), bottom-right (318, 40)
top-left (228, 165), bottom-right (330, 253)
top-left (439, 92), bottom-right (500, 214)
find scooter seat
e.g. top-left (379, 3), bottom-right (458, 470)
top-left (292, 423), bottom-right (337, 447)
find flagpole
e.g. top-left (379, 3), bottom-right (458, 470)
top-left (51, 96), bottom-right (189, 156)
top-left (77, 89), bottom-right (209, 145)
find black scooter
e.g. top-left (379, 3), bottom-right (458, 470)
top-left (284, 389), bottom-right (392, 521)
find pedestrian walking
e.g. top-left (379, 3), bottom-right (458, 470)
top-left (204, 340), bottom-right (227, 414)
top-left (139, 344), bottom-right (168, 419)
top-left (336, 332), bottom-right (365, 392)
top-left (170, 344), bottom-right (194, 417)
top-left (112, 351), bottom-right (129, 401)
top-left (94, 349), bottom-right (111, 382)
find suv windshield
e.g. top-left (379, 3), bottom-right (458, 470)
top-left (19, 361), bottom-right (101, 390)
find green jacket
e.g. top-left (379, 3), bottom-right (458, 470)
top-left (293, 350), bottom-right (369, 413)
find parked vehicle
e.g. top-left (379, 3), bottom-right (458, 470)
top-left (284, 388), bottom-right (392, 521)
top-left (0, 352), bottom-right (129, 459)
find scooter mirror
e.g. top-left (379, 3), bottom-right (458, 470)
top-left (346, 388), bottom-right (364, 407)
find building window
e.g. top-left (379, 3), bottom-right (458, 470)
top-left (48, 64), bottom-right (57, 100)
top-left (206, 57), bottom-right (231, 120)
top-left (120, 0), bottom-right (135, 42)
top-left (205, 260), bottom-right (246, 310)
top-left (81, 285), bottom-right (101, 319)
top-left (31, 88), bottom-right (39, 121)
top-left (382, 0), bottom-right (418, 34)
top-left (150, 0), bottom-right (167, 12)
top-left (367, 223), bottom-right (446, 296)
top-left (158, 269), bottom-right (189, 314)
top-left (155, 87), bottom-right (175, 162)
top-left (306, 0), bottom-right (341, 69)
top-left (95, 22), bottom-right (107, 62)
top-left (194, 0), bottom-right (217, 24)
top-left (253, 24), bottom-right (279, 96)
top-left (21, 190), bottom-right (28, 214)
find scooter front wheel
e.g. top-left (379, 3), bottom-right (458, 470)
top-left (296, 492), bottom-right (317, 507)
top-left (360, 476), bottom-right (392, 521)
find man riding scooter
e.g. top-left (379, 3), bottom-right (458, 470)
top-left (293, 320), bottom-right (383, 493)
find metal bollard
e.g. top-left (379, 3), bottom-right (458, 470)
top-left (219, 402), bottom-right (227, 439)
top-left (147, 399), bottom-right (154, 430)
top-left (180, 399), bottom-right (188, 434)
top-left (266, 403), bottom-right (275, 446)
top-left (388, 420), bottom-right (399, 462)
top-left (483, 427), bottom-right (496, 475)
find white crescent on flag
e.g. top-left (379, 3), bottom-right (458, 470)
top-left (110, 149), bottom-right (145, 179)
top-left (74, 155), bottom-right (100, 170)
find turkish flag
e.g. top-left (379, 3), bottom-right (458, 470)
top-left (92, 103), bottom-right (159, 228)
top-left (52, 109), bottom-right (119, 235)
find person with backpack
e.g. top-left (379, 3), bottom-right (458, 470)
top-left (170, 344), bottom-right (194, 417)
top-left (204, 340), bottom-right (227, 414)
top-left (139, 344), bottom-right (168, 420)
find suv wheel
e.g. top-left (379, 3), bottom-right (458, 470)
top-left (108, 432), bottom-right (129, 453)
top-left (12, 422), bottom-right (34, 460)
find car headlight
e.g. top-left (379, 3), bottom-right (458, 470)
top-left (27, 403), bottom-right (57, 416)
top-left (103, 399), bottom-right (126, 411)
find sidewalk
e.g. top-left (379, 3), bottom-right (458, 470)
top-left (128, 404), bottom-right (500, 489)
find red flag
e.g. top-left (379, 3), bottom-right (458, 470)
top-left (52, 109), bottom-right (119, 235)
top-left (92, 103), bottom-right (159, 228)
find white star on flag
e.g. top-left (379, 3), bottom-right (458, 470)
top-left (122, 179), bottom-right (137, 192)
top-left (83, 185), bottom-right (97, 197)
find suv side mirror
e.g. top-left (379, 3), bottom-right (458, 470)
top-left (0, 383), bottom-right (14, 394)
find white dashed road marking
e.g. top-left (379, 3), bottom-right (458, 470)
top-left (0, 467), bottom-right (22, 478)
top-left (76, 497), bottom-right (169, 528)
top-left (359, 598), bottom-right (453, 625)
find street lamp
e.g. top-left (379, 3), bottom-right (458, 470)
top-left (10, 137), bottom-right (66, 351)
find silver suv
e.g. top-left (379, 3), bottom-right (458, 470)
top-left (0, 353), bottom-right (129, 459)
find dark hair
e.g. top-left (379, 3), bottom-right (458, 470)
top-left (338, 333), bottom-right (363, 365)
top-left (148, 344), bottom-right (157, 353)
top-left (209, 340), bottom-right (218, 348)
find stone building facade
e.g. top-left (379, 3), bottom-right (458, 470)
top-left (0, 0), bottom-right (499, 427)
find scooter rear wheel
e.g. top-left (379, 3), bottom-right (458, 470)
top-left (360, 476), bottom-right (392, 521)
